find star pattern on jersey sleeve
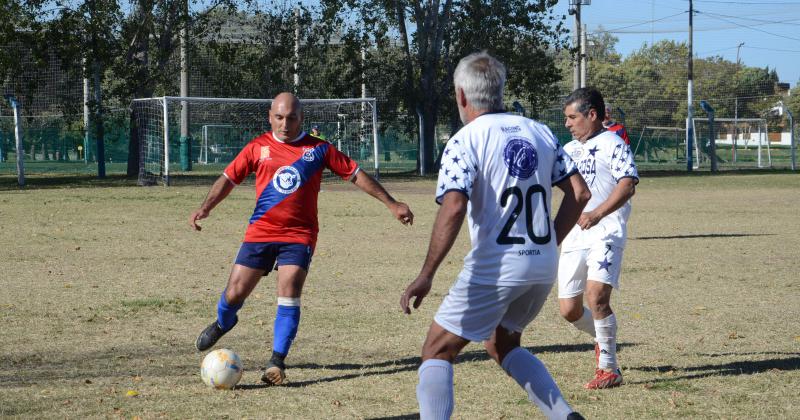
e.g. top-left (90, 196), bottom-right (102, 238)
top-left (551, 143), bottom-right (577, 184)
top-left (610, 143), bottom-right (639, 182)
top-left (435, 136), bottom-right (477, 203)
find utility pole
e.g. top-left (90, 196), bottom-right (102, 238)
top-left (570, 1), bottom-right (581, 90)
top-left (569, 1), bottom-right (591, 90)
top-left (179, 0), bottom-right (191, 171)
top-left (293, 6), bottom-right (300, 92)
top-left (83, 58), bottom-right (90, 164)
top-left (686, 0), bottom-right (695, 172)
top-left (581, 24), bottom-right (587, 88)
top-left (736, 42), bottom-right (744, 65)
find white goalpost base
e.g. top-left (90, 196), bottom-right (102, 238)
top-left (131, 96), bottom-right (380, 186)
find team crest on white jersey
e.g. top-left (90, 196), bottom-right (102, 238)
top-left (302, 147), bottom-right (315, 162)
top-left (273, 166), bottom-right (301, 194)
top-left (503, 138), bottom-right (538, 179)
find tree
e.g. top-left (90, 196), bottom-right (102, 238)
top-left (321, 0), bottom-right (567, 174)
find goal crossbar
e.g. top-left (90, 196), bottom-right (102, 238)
top-left (132, 96), bottom-right (380, 186)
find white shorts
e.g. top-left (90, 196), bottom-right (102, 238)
top-left (558, 245), bottom-right (624, 299)
top-left (434, 276), bottom-right (554, 342)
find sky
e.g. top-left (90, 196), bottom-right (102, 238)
top-left (552, 0), bottom-right (800, 88)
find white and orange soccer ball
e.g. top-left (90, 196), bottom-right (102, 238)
top-left (200, 348), bottom-right (243, 389)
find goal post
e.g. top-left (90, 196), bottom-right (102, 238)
top-left (131, 96), bottom-right (380, 186)
top-left (692, 117), bottom-right (770, 169)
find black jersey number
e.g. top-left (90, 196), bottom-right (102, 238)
top-left (496, 185), bottom-right (551, 245)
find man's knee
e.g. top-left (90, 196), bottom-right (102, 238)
top-left (559, 298), bottom-right (584, 322)
top-left (585, 282), bottom-right (612, 315)
top-left (421, 323), bottom-right (469, 363)
top-left (225, 265), bottom-right (264, 304)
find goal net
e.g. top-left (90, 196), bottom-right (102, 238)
top-left (692, 118), bottom-right (770, 169)
top-left (130, 96), bottom-right (379, 186)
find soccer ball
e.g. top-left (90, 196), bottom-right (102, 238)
top-left (200, 349), bottom-right (243, 389)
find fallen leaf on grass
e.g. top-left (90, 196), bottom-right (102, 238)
top-left (126, 390), bottom-right (139, 397)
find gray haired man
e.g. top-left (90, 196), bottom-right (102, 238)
top-left (400, 52), bottom-right (591, 420)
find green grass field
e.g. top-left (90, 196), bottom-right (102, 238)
top-left (1, 174), bottom-right (799, 419)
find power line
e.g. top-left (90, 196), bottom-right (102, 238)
top-left (691, 0), bottom-right (800, 4)
top-left (743, 45), bottom-right (800, 53)
top-left (699, 11), bottom-right (800, 25)
top-left (603, 11), bottom-right (688, 32)
top-left (698, 46), bottom-right (738, 54)
top-left (698, 10), bottom-right (800, 41)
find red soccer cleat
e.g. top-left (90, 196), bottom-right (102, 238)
top-left (585, 368), bottom-right (623, 389)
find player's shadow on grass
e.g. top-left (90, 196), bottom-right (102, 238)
top-left (626, 353), bottom-right (800, 385)
top-left (631, 233), bottom-right (775, 240)
top-left (236, 342), bottom-right (637, 390)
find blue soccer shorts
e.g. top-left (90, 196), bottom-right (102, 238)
top-left (234, 242), bottom-right (313, 275)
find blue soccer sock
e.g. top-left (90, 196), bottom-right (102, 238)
top-left (501, 347), bottom-right (573, 420)
top-left (272, 298), bottom-right (301, 357)
top-left (417, 359), bottom-right (454, 420)
top-left (216, 289), bottom-right (243, 331)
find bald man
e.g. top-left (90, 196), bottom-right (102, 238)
top-left (190, 92), bottom-right (414, 386)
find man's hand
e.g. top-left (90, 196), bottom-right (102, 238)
top-left (400, 276), bottom-right (433, 314)
top-left (577, 209), bottom-right (603, 230)
top-left (189, 208), bottom-right (210, 231)
top-left (390, 202), bottom-right (414, 226)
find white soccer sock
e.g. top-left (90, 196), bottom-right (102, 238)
top-left (570, 306), bottom-right (596, 338)
top-left (595, 313), bottom-right (618, 370)
top-left (417, 359), bottom-right (454, 420)
top-left (501, 347), bottom-right (573, 420)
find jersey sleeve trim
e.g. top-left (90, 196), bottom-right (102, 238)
top-left (552, 167), bottom-right (579, 186)
top-left (347, 167), bottom-right (361, 182)
top-left (617, 174), bottom-right (640, 184)
top-left (222, 172), bottom-right (240, 186)
top-left (435, 188), bottom-right (469, 205)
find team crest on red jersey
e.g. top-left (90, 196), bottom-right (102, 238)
top-left (302, 147), bottom-right (316, 162)
top-left (273, 166), bottom-right (301, 194)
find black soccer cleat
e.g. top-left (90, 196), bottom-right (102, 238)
top-left (195, 317), bottom-right (237, 351)
top-left (261, 353), bottom-right (287, 386)
top-left (567, 412), bottom-right (586, 420)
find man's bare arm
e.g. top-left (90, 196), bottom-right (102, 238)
top-left (554, 172), bottom-right (592, 245)
top-left (189, 175), bottom-right (236, 231)
top-left (577, 177), bottom-right (636, 230)
top-left (351, 170), bottom-right (414, 225)
top-left (400, 192), bottom-right (467, 314)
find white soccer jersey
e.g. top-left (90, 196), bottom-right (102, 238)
top-left (436, 113), bottom-right (577, 286)
top-left (561, 130), bottom-right (639, 252)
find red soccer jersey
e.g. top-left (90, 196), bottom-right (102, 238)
top-left (605, 122), bottom-right (630, 145)
top-left (223, 131), bottom-right (359, 249)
